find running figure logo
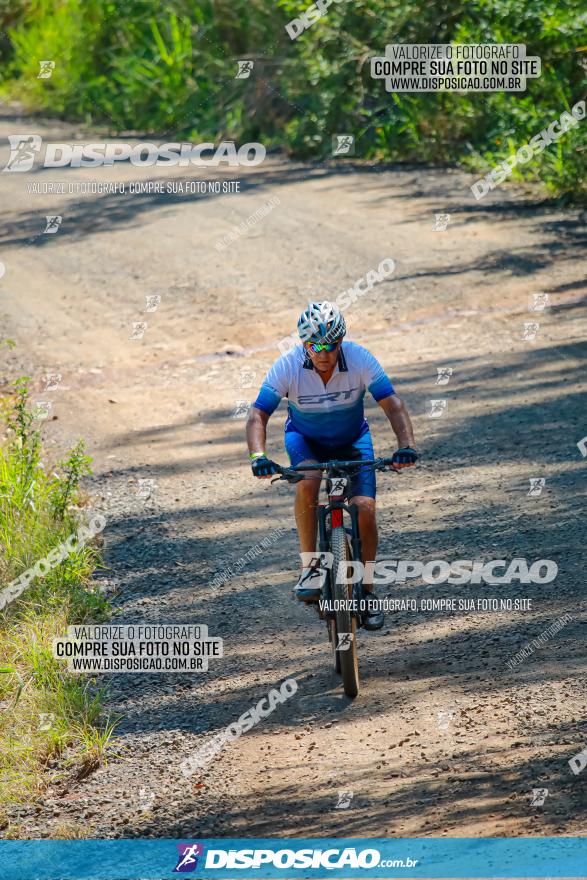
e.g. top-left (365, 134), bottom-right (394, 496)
top-left (130, 321), bottom-right (148, 340)
top-left (336, 632), bottom-right (354, 652)
top-left (37, 60), bottom-right (56, 79)
top-left (527, 477), bottom-right (545, 497)
top-left (300, 551), bottom-right (334, 590)
top-left (38, 712), bottom-right (56, 731)
top-left (436, 367), bottom-right (453, 386)
top-left (173, 843), bottom-right (204, 873)
top-left (145, 294), bottom-right (161, 312)
top-left (44, 215), bottom-right (62, 234)
top-left (530, 788), bottom-right (548, 806)
top-left (529, 293), bottom-right (550, 312)
top-left (34, 401), bottom-right (53, 420)
top-left (332, 135), bottom-right (355, 156)
top-left (428, 399), bottom-right (447, 418)
top-left (239, 370), bottom-right (257, 388)
top-left (44, 372), bottom-right (62, 391)
top-left (521, 322), bottom-right (539, 341)
top-left (437, 710), bottom-right (455, 730)
top-left (335, 790), bottom-right (354, 809)
top-left (2, 135), bottom-right (42, 173)
top-left (233, 400), bottom-right (252, 418)
top-left (432, 213), bottom-right (451, 231)
top-left (236, 60), bottom-right (254, 78)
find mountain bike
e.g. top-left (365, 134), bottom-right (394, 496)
top-left (273, 457), bottom-right (397, 698)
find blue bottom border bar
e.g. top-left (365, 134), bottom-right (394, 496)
top-left (0, 837), bottom-right (585, 880)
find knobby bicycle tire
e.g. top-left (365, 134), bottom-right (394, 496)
top-left (330, 525), bottom-right (359, 698)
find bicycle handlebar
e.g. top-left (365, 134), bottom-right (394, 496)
top-left (272, 457), bottom-right (399, 484)
top-left (289, 457), bottom-right (396, 471)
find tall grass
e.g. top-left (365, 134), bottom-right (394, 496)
top-left (0, 0), bottom-right (585, 198)
top-left (0, 378), bottom-right (114, 836)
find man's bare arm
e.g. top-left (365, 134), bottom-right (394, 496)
top-left (378, 394), bottom-right (416, 449)
top-left (246, 406), bottom-right (270, 455)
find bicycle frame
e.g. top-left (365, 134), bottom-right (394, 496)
top-left (281, 457), bottom-right (396, 612)
top-left (317, 476), bottom-right (363, 615)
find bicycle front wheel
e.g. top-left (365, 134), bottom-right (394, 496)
top-left (330, 525), bottom-right (359, 698)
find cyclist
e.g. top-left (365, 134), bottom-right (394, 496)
top-left (246, 301), bottom-right (417, 630)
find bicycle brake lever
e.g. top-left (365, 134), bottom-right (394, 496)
top-left (281, 469), bottom-right (305, 483)
top-left (271, 470), bottom-right (303, 484)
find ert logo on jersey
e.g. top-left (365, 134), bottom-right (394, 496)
top-left (298, 388), bottom-right (359, 405)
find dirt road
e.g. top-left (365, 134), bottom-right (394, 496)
top-left (0, 106), bottom-right (585, 839)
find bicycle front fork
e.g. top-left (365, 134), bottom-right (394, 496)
top-left (318, 503), bottom-right (364, 607)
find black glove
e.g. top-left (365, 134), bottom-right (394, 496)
top-left (251, 455), bottom-right (281, 478)
top-left (391, 447), bottom-right (419, 468)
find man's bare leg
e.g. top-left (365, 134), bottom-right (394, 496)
top-left (294, 460), bottom-right (322, 557)
top-left (350, 494), bottom-right (383, 628)
top-left (350, 495), bottom-right (378, 592)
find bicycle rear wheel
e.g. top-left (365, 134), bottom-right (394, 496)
top-left (330, 525), bottom-right (359, 698)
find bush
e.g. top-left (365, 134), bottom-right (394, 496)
top-left (0, 378), bottom-right (113, 835)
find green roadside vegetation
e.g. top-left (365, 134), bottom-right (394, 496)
top-left (0, 378), bottom-right (114, 838)
top-left (0, 0), bottom-right (584, 200)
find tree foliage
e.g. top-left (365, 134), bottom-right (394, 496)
top-left (1, 0), bottom-right (585, 197)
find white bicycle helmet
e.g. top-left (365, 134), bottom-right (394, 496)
top-left (297, 301), bottom-right (346, 344)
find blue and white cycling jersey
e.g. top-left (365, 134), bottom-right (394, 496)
top-left (252, 341), bottom-right (395, 444)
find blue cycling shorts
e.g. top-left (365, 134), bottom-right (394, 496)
top-left (284, 425), bottom-right (376, 499)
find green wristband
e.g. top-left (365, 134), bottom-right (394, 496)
top-left (249, 452), bottom-right (266, 460)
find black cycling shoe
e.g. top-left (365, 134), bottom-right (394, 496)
top-left (361, 591), bottom-right (384, 630)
